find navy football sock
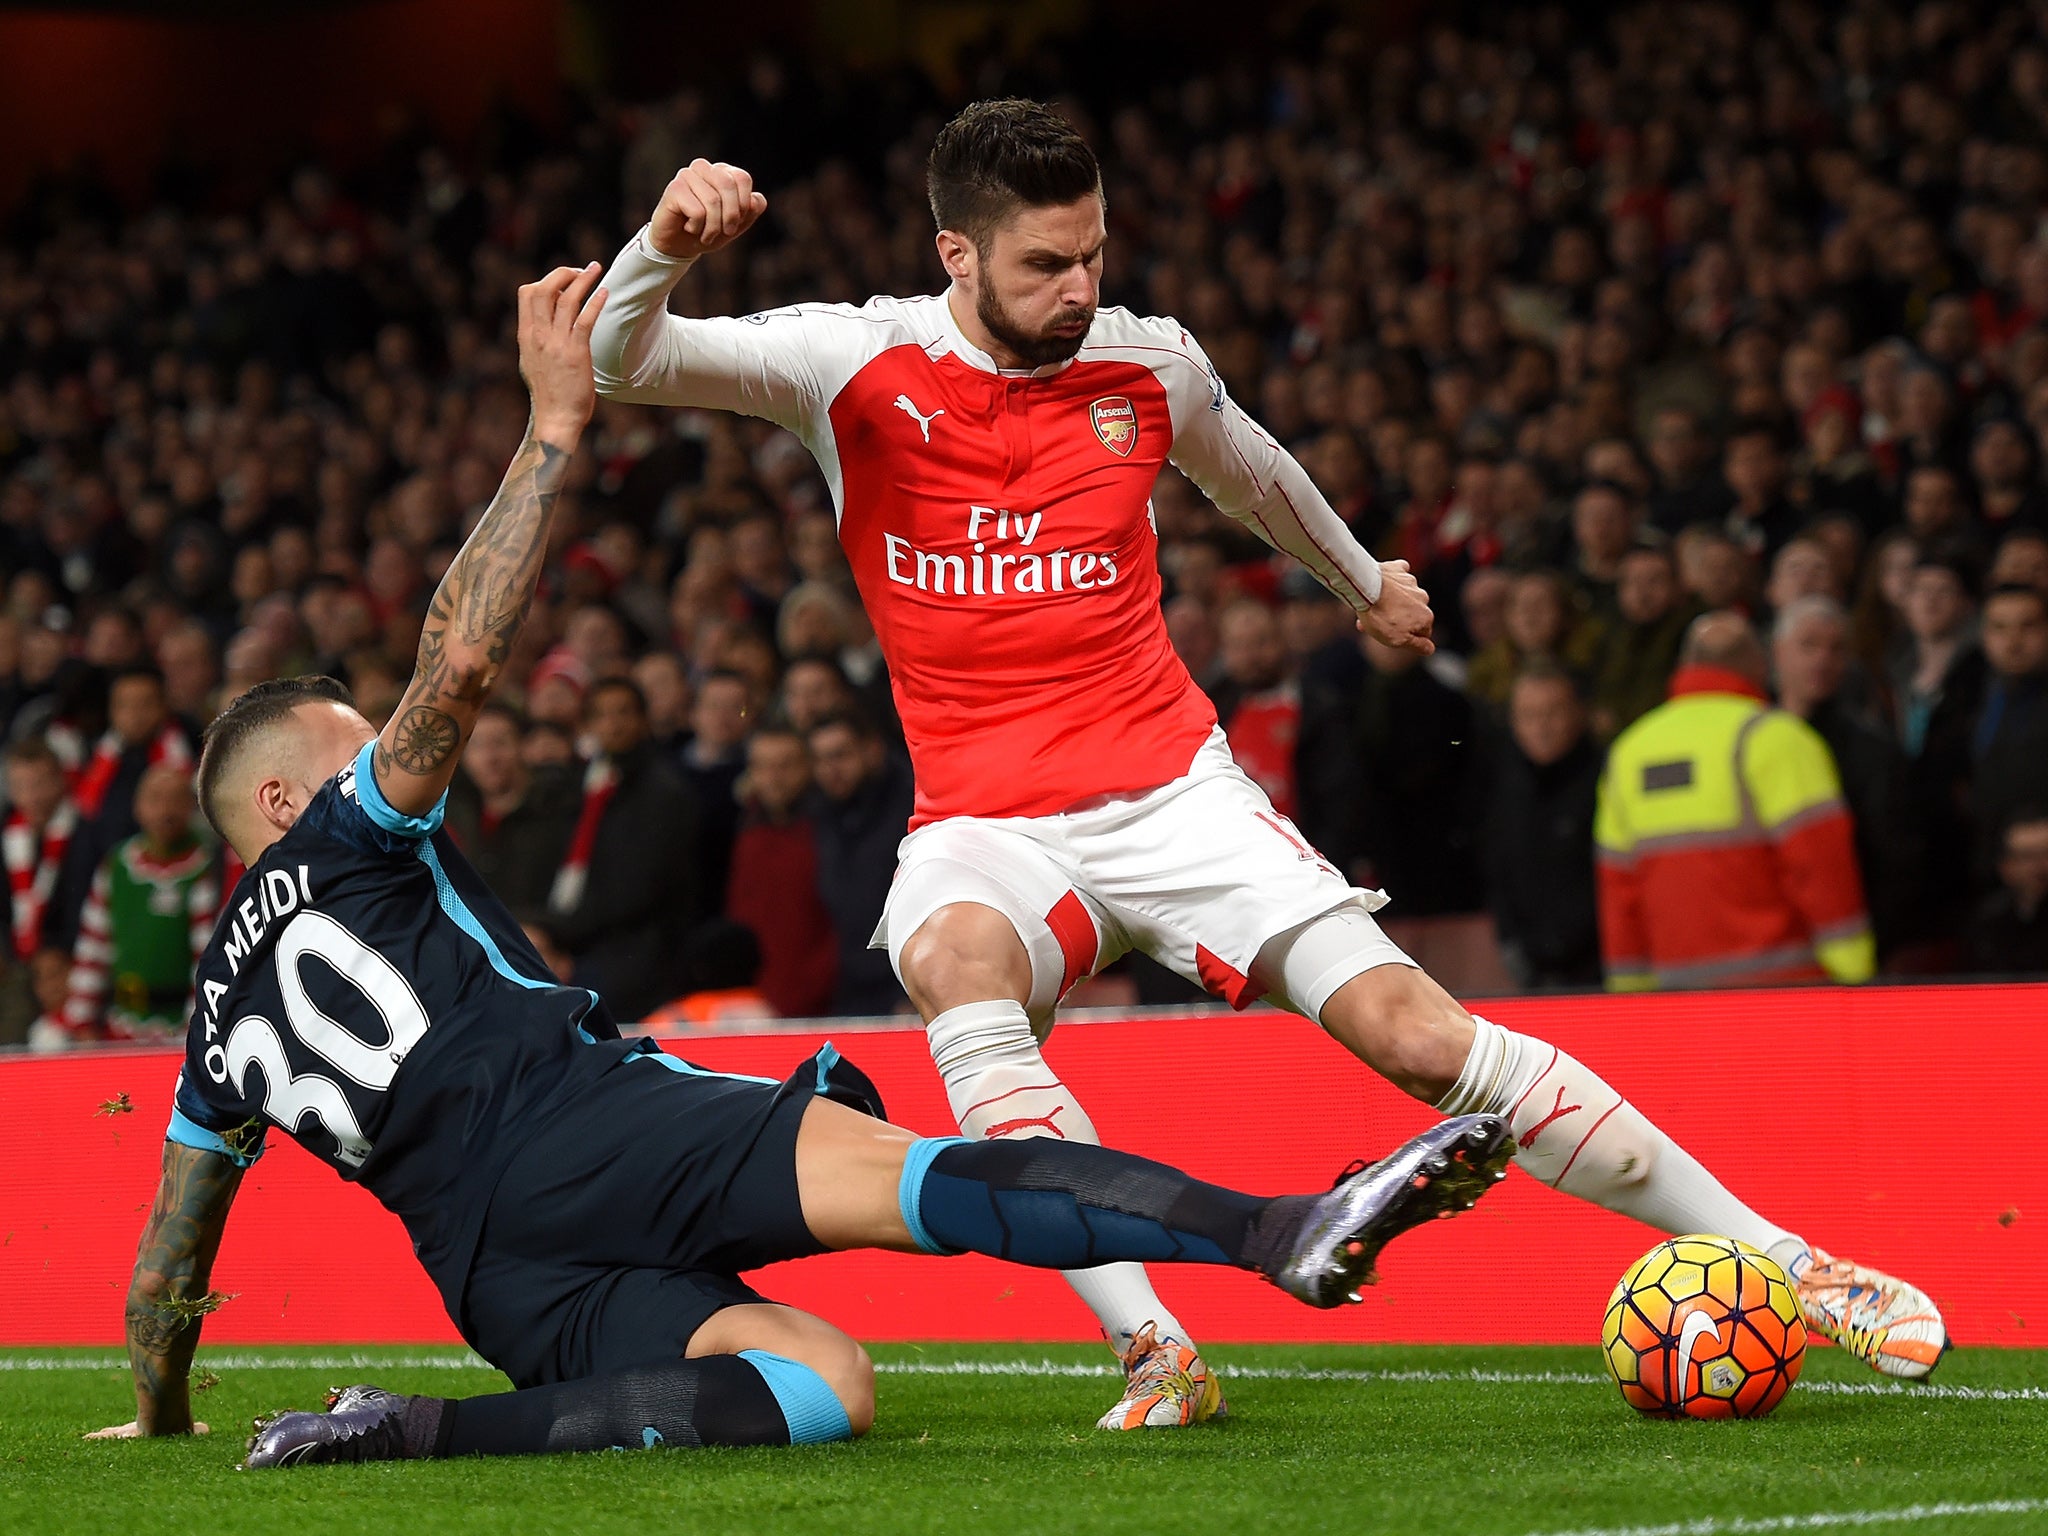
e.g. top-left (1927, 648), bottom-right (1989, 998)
top-left (902, 1136), bottom-right (1314, 1271)
top-left (424, 1352), bottom-right (850, 1456)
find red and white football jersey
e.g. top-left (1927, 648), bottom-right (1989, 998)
top-left (593, 227), bottom-right (1383, 828)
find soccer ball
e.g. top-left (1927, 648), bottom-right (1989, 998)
top-left (1601, 1234), bottom-right (1806, 1419)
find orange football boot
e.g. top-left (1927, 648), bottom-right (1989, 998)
top-left (1795, 1247), bottom-right (1949, 1379)
top-left (1094, 1323), bottom-right (1227, 1430)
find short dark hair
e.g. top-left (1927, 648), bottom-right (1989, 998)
top-left (927, 98), bottom-right (1101, 249)
top-left (1620, 538), bottom-right (1675, 567)
top-left (808, 707), bottom-right (880, 743)
top-left (197, 675), bottom-right (356, 840)
top-left (782, 653), bottom-right (852, 687)
top-left (1512, 658), bottom-right (1583, 699)
top-left (1724, 416), bottom-right (1787, 452)
top-left (4, 736), bottom-right (62, 771)
top-left (476, 697), bottom-right (527, 731)
top-left (586, 675), bottom-right (647, 716)
top-left (109, 663), bottom-right (165, 693)
top-left (1984, 582), bottom-right (2048, 616)
top-left (1575, 478), bottom-right (1637, 508)
top-left (2001, 806), bottom-right (2048, 847)
top-left (1914, 545), bottom-right (1981, 599)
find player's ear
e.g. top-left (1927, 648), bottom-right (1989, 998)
top-left (252, 772), bottom-right (298, 833)
top-left (935, 228), bottom-right (976, 286)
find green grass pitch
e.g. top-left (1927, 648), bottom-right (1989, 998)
top-left (4, 1344), bottom-right (2044, 1535)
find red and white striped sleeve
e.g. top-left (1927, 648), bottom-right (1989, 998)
top-left (60, 861), bottom-right (114, 1036)
top-left (1150, 321), bottom-right (1384, 609)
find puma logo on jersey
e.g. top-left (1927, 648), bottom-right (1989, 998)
top-left (985, 1105), bottom-right (1067, 1139)
top-left (893, 394), bottom-right (945, 442)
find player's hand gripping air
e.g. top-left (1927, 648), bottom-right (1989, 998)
top-left (1358, 559), bottom-right (1436, 656)
top-left (650, 159), bottom-right (767, 260)
top-left (369, 262), bottom-right (608, 818)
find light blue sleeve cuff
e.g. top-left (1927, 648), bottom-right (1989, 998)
top-left (351, 740), bottom-right (447, 839)
top-left (167, 1106), bottom-right (264, 1168)
top-left (738, 1351), bottom-right (854, 1444)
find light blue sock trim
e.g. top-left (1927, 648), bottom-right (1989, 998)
top-left (897, 1135), bottom-right (970, 1256)
top-left (738, 1351), bottom-right (853, 1445)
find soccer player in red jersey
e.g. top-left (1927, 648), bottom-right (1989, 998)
top-left (592, 100), bottom-right (1947, 1427)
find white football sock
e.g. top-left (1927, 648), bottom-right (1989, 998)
top-left (1438, 1016), bottom-right (1809, 1268)
top-left (927, 1000), bottom-right (1194, 1356)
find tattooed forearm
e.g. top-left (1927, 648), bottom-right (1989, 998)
top-left (399, 434), bottom-right (569, 720)
top-left (374, 427), bottom-right (569, 784)
top-left (124, 1141), bottom-right (244, 1435)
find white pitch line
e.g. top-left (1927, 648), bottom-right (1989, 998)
top-left (3, 1354), bottom-right (2044, 1403)
top-left (0, 1352), bottom-right (490, 1372)
top-left (1522, 1499), bottom-right (2048, 1536)
top-left (867, 1360), bottom-right (2048, 1402)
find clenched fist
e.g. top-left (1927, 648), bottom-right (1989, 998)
top-left (1357, 559), bottom-right (1437, 655)
top-left (650, 159), bottom-right (768, 260)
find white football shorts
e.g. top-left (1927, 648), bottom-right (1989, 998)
top-left (872, 727), bottom-right (1415, 1026)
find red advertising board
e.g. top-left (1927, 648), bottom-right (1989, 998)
top-left (1, 985), bottom-right (2040, 1349)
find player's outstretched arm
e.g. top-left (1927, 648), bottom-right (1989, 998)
top-left (1163, 330), bottom-right (1436, 654)
top-left (370, 263), bottom-right (608, 818)
top-left (89, 1140), bottom-right (246, 1439)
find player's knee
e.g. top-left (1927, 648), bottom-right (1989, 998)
top-left (823, 1337), bottom-right (875, 1437)
top-left (1323, 964), bottom-right (1474, 1101)
top-left (899, 903), bottom-right (1030, 1017)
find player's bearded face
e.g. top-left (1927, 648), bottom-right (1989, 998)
top-left (974, 199), bottom-right (1105, 368)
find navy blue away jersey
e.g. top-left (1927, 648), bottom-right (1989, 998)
top-left (171, 741), bottom-right (641, 1306)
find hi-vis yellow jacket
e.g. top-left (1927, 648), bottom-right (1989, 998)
top-left (1595, 665), bottom-right (1876, 990)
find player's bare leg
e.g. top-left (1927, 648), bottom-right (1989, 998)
top-left (1303, 945), bottom-right (1947, 1379)
top-left (898, 901), bottom-right (1221, 1429)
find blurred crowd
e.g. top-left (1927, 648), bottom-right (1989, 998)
top-left (8, 0), bottom-right (2048, 1046)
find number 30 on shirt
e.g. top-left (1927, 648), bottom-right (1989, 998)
top-left (207, 911), bottom-right (429, 1168)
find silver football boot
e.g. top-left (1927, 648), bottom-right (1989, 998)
top-left (1267, 1113), bottom-right (1514, 1308)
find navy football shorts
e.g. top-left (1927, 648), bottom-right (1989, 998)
top-left (460, 1042), bottom-right (882, 1388)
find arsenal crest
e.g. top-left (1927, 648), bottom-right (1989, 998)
top-left (1089, 396), bottom-right (1138, 457)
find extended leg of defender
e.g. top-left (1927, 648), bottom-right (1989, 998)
top-left (246, 1104), bottom-right (1513, 1466)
